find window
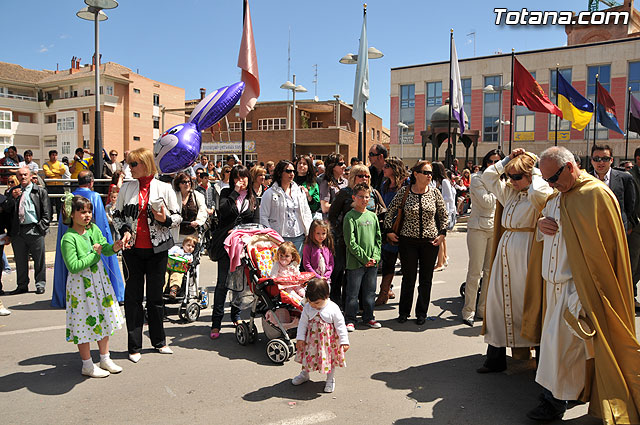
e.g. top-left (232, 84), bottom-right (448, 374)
top-left (84, 89), bottom-right (91, 96)
top-left (399, 84), bottom-right (415, 144)
top-left (133, 112), bottom-right (140, 118)
top-left (377, 130), bottom-right (380, 141)
top-left (83, 138), bottom-right (90, 149)
top-left (461, 78), bottom-right (471, 128)
top-left (133, 136), bottom-right (140, 141)
top-left (311, 121), bottom-right (323, 128)
top-left (82, 112), bottom-right (90, 125)
top-left (153, 116), bottom-right (160, 129)
top-left (44, 137), bottom-right (57, 147)
top-left (99, 86), bottom-right (103, 95)
top-left (106, 86), bottom-right (113, 95)
top-left (62, 139), bottom-right (71, 154)
top-left (57, 116), bottom-right (75, 131)
top-left (371, 128), bottom-right (375, 140)
top-left (425, 81), bottom-right (443, 133)
top-left (549, 68), bottom-right (573, 131)
top-left (0, 136), bottom-right (11, 151)
top-left (228, 121), bottom-right (253, 131)
top-left (45, 114), bottom-right (56, 124)
top-left (483, 75), bottom-right (502, 142)
top-left (628, 62), bottom-right (640, 137)
top-left (133, 88), bottom-right (140, 94)
top-left (153, 93), bottom-right (160, 106)
top-left (515, 71), bottom-right (536, 133)
top-left (258, 118), bottom-right (286, 130)
top-left (0, 111), bottom-right (12, 129)
top-left (586, 64), bottom-right (612, 140)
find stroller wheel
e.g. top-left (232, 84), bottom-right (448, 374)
top-left (266, 338), bottom-right (290, 364)
top-left (248, 324), bottom-right (258, 344)
top-left (236, 322), bottom-right (250, 346)
top-left (179, 302), bottom-right (201, 323)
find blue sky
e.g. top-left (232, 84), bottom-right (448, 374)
top-left (1, 0), bottom-right (616, 127)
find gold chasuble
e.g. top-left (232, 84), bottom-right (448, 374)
top-left (524, 172), bottom-right (640, 424)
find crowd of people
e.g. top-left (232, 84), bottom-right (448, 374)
top-left (1, 142), bottom-right (639, 420)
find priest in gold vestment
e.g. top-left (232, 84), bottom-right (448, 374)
top-left (525, 146), bottom-right (640, 423)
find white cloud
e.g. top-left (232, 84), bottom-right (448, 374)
top-left (39, 45), bottom-right (48, 53)
top-left (59, 34), bottom-right (70, 39)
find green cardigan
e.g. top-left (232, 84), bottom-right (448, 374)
top-left (61, 224), bottom-right (116, 274)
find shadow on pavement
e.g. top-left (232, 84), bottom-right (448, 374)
top-left (372, 354), bottom-right (597, 425)
top-left (377, 295), bottom-right (467, 333)
top-left (0, 351), bottom-right (84, 395)
top-left (243, 378), bottom-right (324, 402)
top-left (8, 299), bottom-right (57, 311)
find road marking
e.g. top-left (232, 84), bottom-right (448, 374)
top-left (0, 325), bottom-right (65, 336)
top-left (264, 411), bottom-right (337, 425)
top-left (433, 280), bottom-right (446, 284)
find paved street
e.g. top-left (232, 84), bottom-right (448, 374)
top-left (0, 231), bottom-right (636, 425)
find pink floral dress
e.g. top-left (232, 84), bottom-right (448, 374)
top-left (294, 315), bottom-right (346, 373)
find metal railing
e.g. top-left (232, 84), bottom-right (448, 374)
top-left (0, 93), bottom-right (37, 102)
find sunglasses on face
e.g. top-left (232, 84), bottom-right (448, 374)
top-left (356, 174), bottom-right (370, 179)
top-left (507, 173), bottom-right (524, 181)
top-left (487, 159), bottom-right (497, 165)
top-left (110, 153), bottom-right (117, 157)
top-left (383, 163), bottom-right (391, 169)
top-left (128, 161), bottom-right (138, 168)
top-left (591, 156), bottom-right (612, 163)
top-left (284, 169), bottom-right (295, 174)
top-left (544, 164), bottom-right (566, 184)
top-left (418, 170), bottom-right (432, 176)
top-left (337, 161), bottom-right (346, 167)
top-left (180, 180), bottom-right (191, 185)
top-left (368, 152), bottom-right (380, 157)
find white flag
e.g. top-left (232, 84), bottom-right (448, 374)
top-left (352, 12), bottom-right (369, 124)
top-left (451, 37), bottom-right (465, 134)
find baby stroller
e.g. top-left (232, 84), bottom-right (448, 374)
top-left (228, 224), bottom-right (314, 364)
top-left (162, 228), bottom-right (209, 322)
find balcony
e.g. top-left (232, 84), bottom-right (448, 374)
top-left (41, 94), bottom-right (119, 110)
top-left (0, 93), bottom-right (37, 102)
top-left (13, 121), bottom-right (40, 136)
top-left (0, 95), bottom-right (42, 112)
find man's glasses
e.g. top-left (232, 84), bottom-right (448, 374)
top-left (110, 153), bottom-right (117, 157)
top-left (368, 152), bottom-right (380, 157)
top-left (592, 156), bottom-right (612, 163)
top-left (507, 173), bottom-right (524, 181)
top-left (544, 164), bottom-right (566, 184)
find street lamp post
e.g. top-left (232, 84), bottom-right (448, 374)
top-left (77, 0), bottom-right (118, 179)
top-left (333, 94), bottom-right (341, 154)
top-left (339, 46), bottom-right (384, 161)
top-left (397, 122), bottom-right (408, 160)
top-left (495, 116), bottom-right (510, 151)
top-left (483, 82), bottom-right (511, 151)
top-left (280, 75), bottom-right (307, 160)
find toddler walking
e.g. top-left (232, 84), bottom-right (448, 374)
top-left (292, 278), bottom-right (349, 393)
top-left (60, 195), bottom-right (124, 378)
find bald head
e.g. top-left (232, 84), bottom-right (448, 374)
top-left (77, 170), bottom-right (94, 188)
top-left (16, 166), bottom-right (31, 187)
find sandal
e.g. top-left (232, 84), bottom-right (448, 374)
top-left (210, 328), bottom-right (220, 339)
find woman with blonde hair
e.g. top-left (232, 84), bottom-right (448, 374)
top-left (249, 165), bottom-right (267, 205)
top-left (477, 148), bottom-right (552, 373)
top-left (113, 148), bottom-right (182, 362)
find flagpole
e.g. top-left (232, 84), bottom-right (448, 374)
top-left (241, 0), bottom-right (247, 165)
top-left (359, 5), bottom-right (367, 162)
top-left (626, 86), bottom-right (631, 160)
top-left (593, 74), bottom-right (599, 160)
top-left (554, 65), bottom-right (559, 147)
top-left (447, 29), bottom-right (453, 170)
top-left (508, 49), bottom-right (515, 153)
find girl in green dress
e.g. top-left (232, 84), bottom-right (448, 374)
top-left (61, 195), bottom-right (125, 378)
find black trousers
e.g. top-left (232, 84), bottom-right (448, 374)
top-left (13, 226), bottom-right (46, 291)
top-left (484, 344), bottom-right (507, 370)
top-left (123, 248), bottom-right (168, 354)
top-left (398, 236), bottom-right (439, 319)
top-left (329, 240), bottom-right (347, 309)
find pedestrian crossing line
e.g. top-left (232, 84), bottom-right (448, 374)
top-left (0, 324), bottom-right (65, 336)
top-left (264, 411), bottom-right (337, 425)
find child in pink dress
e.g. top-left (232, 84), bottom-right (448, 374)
top-left (270, 241), bottom-right (306, 304)
top-left (292, 278), bottom-right (349, 393)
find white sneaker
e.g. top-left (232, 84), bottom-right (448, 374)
top-left (0, 307), bottom-right (11, 316)
top-left (291, 371), bottom-right (310, 386)
top-left (324, 378), bottom-right (335, 393)
top-left (157, 346), bottom-right (173, 354)
top-left (81, 364), bottom-right (110, 378)
top-left (128, 353), bottom-right (141, 363)
top-left (346, 323), bottom-right (355, 332)
top-left (99, 358), bottom-right (123, 374)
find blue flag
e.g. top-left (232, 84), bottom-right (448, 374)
top-left (596, 81), bottom-right (624, 135)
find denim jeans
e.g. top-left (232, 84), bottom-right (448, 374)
top-left (345, 266), bottom-right (377, 324)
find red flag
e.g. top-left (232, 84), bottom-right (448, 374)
top-left (513, 57), bottom-right (562, 118)
top-left (237, 0), bottom-right (260, 119)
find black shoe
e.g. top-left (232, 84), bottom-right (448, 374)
top-left (526, 399), bottom-right (566, 422)
top-left (35, 287), bottom-right (45, 295)
top-left (462, 318), bottom-right (474, 327)
top-left (416, 317), bottom-right (426, 325)
top-left (8, 287), bottom-right (28, 295)
top-left (0, 289), bottom-right (4, 296)
top-left (397, 315), bottom-right (408, 323)
top-left (476, 365), bottom-right (506, 374)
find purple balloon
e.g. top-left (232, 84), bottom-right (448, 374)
top-left (154, 82), bottom-right (245, 174)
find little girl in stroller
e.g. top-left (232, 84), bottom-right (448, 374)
top-left (270, 242), bottom-right (306, 306)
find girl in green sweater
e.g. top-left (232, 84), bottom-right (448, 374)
top-left (60, 195), bottom-right (124, 378)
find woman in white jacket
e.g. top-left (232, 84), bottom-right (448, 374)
top-left (260, 160), bottom-right (312, 255)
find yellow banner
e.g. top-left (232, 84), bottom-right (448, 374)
top-left (514, 131), bottom-right (534, 141)
top-left (547, 131), bottom-right (570, 141)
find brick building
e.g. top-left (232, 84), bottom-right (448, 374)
top-left (390, 0), bottom-right (640, 165)
top-left (0, 57), bottom-right (184, 165)
top-left (183, 95), bottom-right (389, 164)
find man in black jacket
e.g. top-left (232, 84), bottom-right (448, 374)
top-left (8, 167), bottom-right (51, 295)
top-left (367, 143), bottom-right (387, 192)
top-left (628, 147), bottom-right (640, 309)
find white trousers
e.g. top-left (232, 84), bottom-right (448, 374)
top-left (462, 228), bottom-right (493, 321)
